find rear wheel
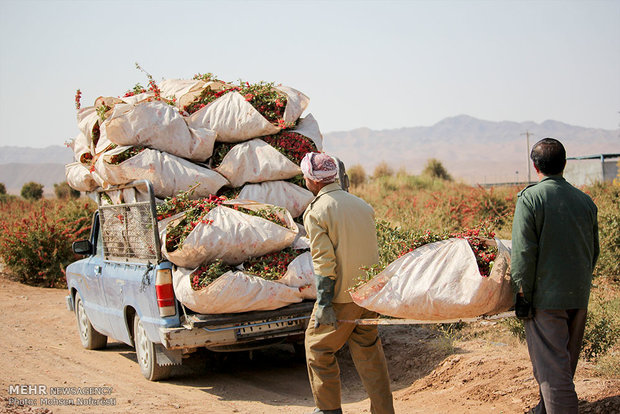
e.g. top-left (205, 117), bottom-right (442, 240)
top-left (133, 315), bottom-right (172, 381)
top-left (75, 294), bottom-right (107, 350)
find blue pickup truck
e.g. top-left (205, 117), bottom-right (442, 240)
top-left (65, 180), bottom-right (314, 381)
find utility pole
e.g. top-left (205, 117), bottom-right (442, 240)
top-left (521, 131), bottom-right (534, 183)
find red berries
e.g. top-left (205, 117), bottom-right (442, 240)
top-left (75, 89), bottom-right (82, 110)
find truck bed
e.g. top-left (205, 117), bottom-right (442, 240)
top-left (83, 181), bottom-right (315, 356)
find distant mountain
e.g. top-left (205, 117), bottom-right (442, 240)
top-left (0, 115), bottom-right (617, 193)
top-left (323, 115), bottom-right (619, 183)
top-left (0, 146), bottom-right (73, 194)
top-left (0, 163), bottom-right (67, 195)
top-left (0, 145), bottom-right (73, 165)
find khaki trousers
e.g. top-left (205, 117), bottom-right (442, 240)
top-left (305, 301), bottom-right (394, 414)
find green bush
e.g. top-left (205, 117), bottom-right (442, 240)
top-left (586, 183), bottom-right (620, 280)
top-left (422, 158), bottom-right (453, 181)
top-left (400, 174), bottom-right (447, 191)
top-left (54, 182), bottom-right (80, 200)
top-left (502, 317), bottom-right (526, 342)
top-left (373, 161), bottom-right (393, 179)
top-left (0, 199), bottom-right (96, 288)
top-left (582, 296), bottom-right (620, 361)
top-left (347, 164), bottom-right (366, 187)
top-left (0, 183), bottom-right (6, 194)
top-left (21, 182), bottom-right (44, 200)
top-left (0, 193), bottom-right (16, 203)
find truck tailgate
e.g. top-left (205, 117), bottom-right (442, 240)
top-left (185, 301), bottom-right (314, 327)
top-left (161, 301), bottom-right (314, 350)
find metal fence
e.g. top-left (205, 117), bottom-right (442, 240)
top-left (97, 181), bottom-right (161, 263)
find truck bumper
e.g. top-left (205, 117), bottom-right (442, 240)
top-left (160, 316), bottom-right (309, 351)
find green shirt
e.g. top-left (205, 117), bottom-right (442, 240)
top-left (303, 183), bottom-right (379, 303)
top-left (511, 175), bottom-right (599, 309)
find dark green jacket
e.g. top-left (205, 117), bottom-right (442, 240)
top-left (511, 175), bottom-right (599, 309)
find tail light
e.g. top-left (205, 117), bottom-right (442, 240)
top-left (155, 264), bottom-right (175, 317)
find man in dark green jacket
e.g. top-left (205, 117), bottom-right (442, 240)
top-left (511, 138), bottom-right (599, 414)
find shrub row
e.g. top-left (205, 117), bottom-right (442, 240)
top-left (0, 198), bottom-right (96, 287)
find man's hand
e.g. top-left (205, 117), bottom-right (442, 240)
top-left (315, 305), bottom-right (337, 328)
top-left (515, 293), bottom-right (534, 320)
top-left (315, 275), bottom-right (337, 328)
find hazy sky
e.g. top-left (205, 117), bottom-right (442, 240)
top-left (0, 0), bottom-right (618, 148)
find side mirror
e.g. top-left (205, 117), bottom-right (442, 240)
top-left (72, 240), bottom-right (93, 256)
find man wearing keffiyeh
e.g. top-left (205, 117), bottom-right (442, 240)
top-left (301, 152), bottom-right (394, 414)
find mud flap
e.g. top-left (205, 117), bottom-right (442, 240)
top-left (154, 344), bottom-right (182, 366)
top-left (66, 295), bottom-right (75, 312)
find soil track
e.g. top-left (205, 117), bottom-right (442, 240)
top-left (1, 274), bottom-right (618, 414)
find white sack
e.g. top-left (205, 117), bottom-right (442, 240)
top-left (68, 132), bottom-right (93, 163)
top-left (350, 238), bottom-right (514, 320)
top-left (89, 162), bottom-right (107, 189)
top-left (186, 86), bottom-right (309, 143)
top-left (101, 100), bottom-right (216, 161)
top-left (290, 113), bottom-right (323, 151)
top-left (237, 181), bottom-right (313, 218)
top-left (119, 91), bottom-right (153, 105)
top-left (93, 97), bottom-right (127, 154)
top-left (159, 78), bottom-right (229, 110)
top-left (158, 79), bottom-right (205, 99)
top-left (77, 107), bottom-right (100, 154)
top-left (214, 139), bottom-right (301, 187)
top-left (65, 162), bottom-right (98, 192)
top-left (172, 268), bottom-right (303, 314)
top-left (187, 91), bottom-right (277, 142)
top-left (92, 96), bottom-right (148, 154)
top-left (94, 132), bottom-right (114, 155)
top-left (161, 200), bottom-right (298, 268)
top-left (292, 224), bottom-right (310, 250)
top-left (275, 251), bottom-right (316, 300)
top-left (159, 79), bottom-right (205, 104)
top-left (276, 85), bottom-right (310, 125)
top-left (95, 146), bottom-right (228, 199)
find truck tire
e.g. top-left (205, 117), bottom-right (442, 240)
top-left (75, 294), bottom-right (107, 350)
top-left (133, 315), bottom-right (172, 381)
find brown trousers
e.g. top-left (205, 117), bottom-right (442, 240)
top-left (305, 301), bottom-right (394, 414)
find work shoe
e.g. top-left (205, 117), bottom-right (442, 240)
top-left (309, 408), bottom-right (343, 414)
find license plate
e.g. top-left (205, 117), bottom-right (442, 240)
top-left (235, 319), bottom-right (302, 338)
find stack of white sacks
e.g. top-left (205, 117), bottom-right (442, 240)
top-left (66, 77), bottom-right (320, 313)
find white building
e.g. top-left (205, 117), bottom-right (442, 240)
top-left (563, 154), bottom-right (619, 186)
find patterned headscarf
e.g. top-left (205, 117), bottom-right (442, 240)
top-left (300, 152), bottom-right (338, 183)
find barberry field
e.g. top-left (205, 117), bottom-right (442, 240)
top-left (0, 177), bottom-right (618, 413)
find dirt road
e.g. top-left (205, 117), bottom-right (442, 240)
top-left (1, 274), bottom-right (618, 414)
